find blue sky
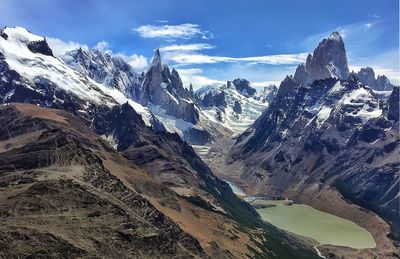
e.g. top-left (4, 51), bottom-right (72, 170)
top-left (1, 0), bottom-right (399, 88)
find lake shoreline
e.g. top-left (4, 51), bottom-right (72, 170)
top-left (222, 179), bottom-right (386, 259)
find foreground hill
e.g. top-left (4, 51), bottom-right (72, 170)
top-left (0, 103), bottom-right (318, 258)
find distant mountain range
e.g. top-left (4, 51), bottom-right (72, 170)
top-left (0, 26), bottom-right (317, 258)
top-left (0, 26), bottom-right (398, 258)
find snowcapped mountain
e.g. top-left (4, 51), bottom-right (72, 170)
top-left (227, 32), bottom-right (399, 252)
top-left (195, 79), bottom-right (271, 136)
top-left (62, 48), bottom-right (143, 99)
top-left (0, 26), bottom-right (158, 127)
top-left (63, 47), bottom-right (226, 144)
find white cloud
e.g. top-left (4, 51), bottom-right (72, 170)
top-left (177, 67), bottom-right (284, 90)
top-left (134, 23), bottom-right (213, 40)
top-left (126, 54), bottom-right (149, 71)
top-left (115, 53), bottom-right (149, 71)
top-left (94, 40), bottom-right (110, 51)
top-left (47, 37), bottom-right (88, 57)
top-left (177, 68), bottom-right (224, 89)
top-left (164, 52), bottom-right (308, 66)
top-left (252, 80), bottom-right (281, 87)
top-left (160, 43), bottom-right (215, 52)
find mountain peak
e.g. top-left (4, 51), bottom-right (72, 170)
top-left (356, 67), bottom-right (395, 91)
top-left (231, 78), bottom-right (257, 97)
top-left (305, 31), bottom-right (349, 82)
top-left (328, 31), bottom-right (343, 41)
top-left (2, 26), bottom-right (44, 43)
top-left (151, 48), bottom-right (162, 67)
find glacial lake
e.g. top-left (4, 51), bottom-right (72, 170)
top-left (254, 199), bottom-right (376, 249)
top-left (223, 180), bottom-right (376, 250)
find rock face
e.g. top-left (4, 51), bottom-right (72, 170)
top-left (356, 67), bottom-right (395, 91)
top-left (293, 63), bottom-right (310, 86)
top-left (387, 86), bottom-right (399, 121)
top-left (230, 33), bottom-right (400, 244)
top-left (305, 32), bottom-right (349, 82)
top-left (229, 78), bottom-right (257, 97)
top-left (27, 39), bottom-right (54, 56)
top-left (376, 75), bottom-right (395, 91)
top-left (138, 49), bottom-right (199, 124)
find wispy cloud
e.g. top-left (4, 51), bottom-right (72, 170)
top-left (163, 52), bottom-right (308, 66)
top-left (177, 68), bottom-right (224, 88)
top-left (47, 37), bottom-right (88, 57)
top-left (119, 54), bottom-right (149, 71)
top-left (94, 40), bottom-right (110, 51)
top-left (160, 43), bottom-right (215, 52)
top-left (350, 49), bottom-right (400, 85)
top-left (252, 80), bottom-right (281, 87)
top-left (134, 23), bottom-right (213, 40)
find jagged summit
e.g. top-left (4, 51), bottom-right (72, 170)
top-left (306, 31), bottom-right (349, 81)
top-left (356, 67), bottom-right (395, 91)
top-left (328, 31), bottom-right (342, 41)
top-left (227, 78), bottom-right (257, 97)
top-left (151, 48), bottom-right (162, 68)
top-left (292, 31), bottom-right (349, 85)
top-left (291, 32), bottom-right (396, 91)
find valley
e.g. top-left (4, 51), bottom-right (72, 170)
top-left (0, 22), bottom-right (398, 259)
top-left (196, 134), bottom-right (398, 258)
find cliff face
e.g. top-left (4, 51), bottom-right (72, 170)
top-left (356, 67), bottom-right (395, 91)
top-left (305, 32), bottom-right (349, 82)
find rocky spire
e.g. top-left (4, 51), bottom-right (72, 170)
top-left (150, 48), bottom-right (162, 68)
top-left (306, 31), bottom-right (349, 82)
top-left (356, 67), bottom-right (395, 91)
top-left (189, 83), bottom-right (194, 96)
top-left (293, 63), bottom-right (310, 86)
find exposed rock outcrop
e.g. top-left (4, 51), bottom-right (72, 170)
top-left (306, 31), bottom-right (349, 81)
top-left (229, 78), bottom-right (257, 97)
top-left (356, 67), bottom-right (395, 91)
